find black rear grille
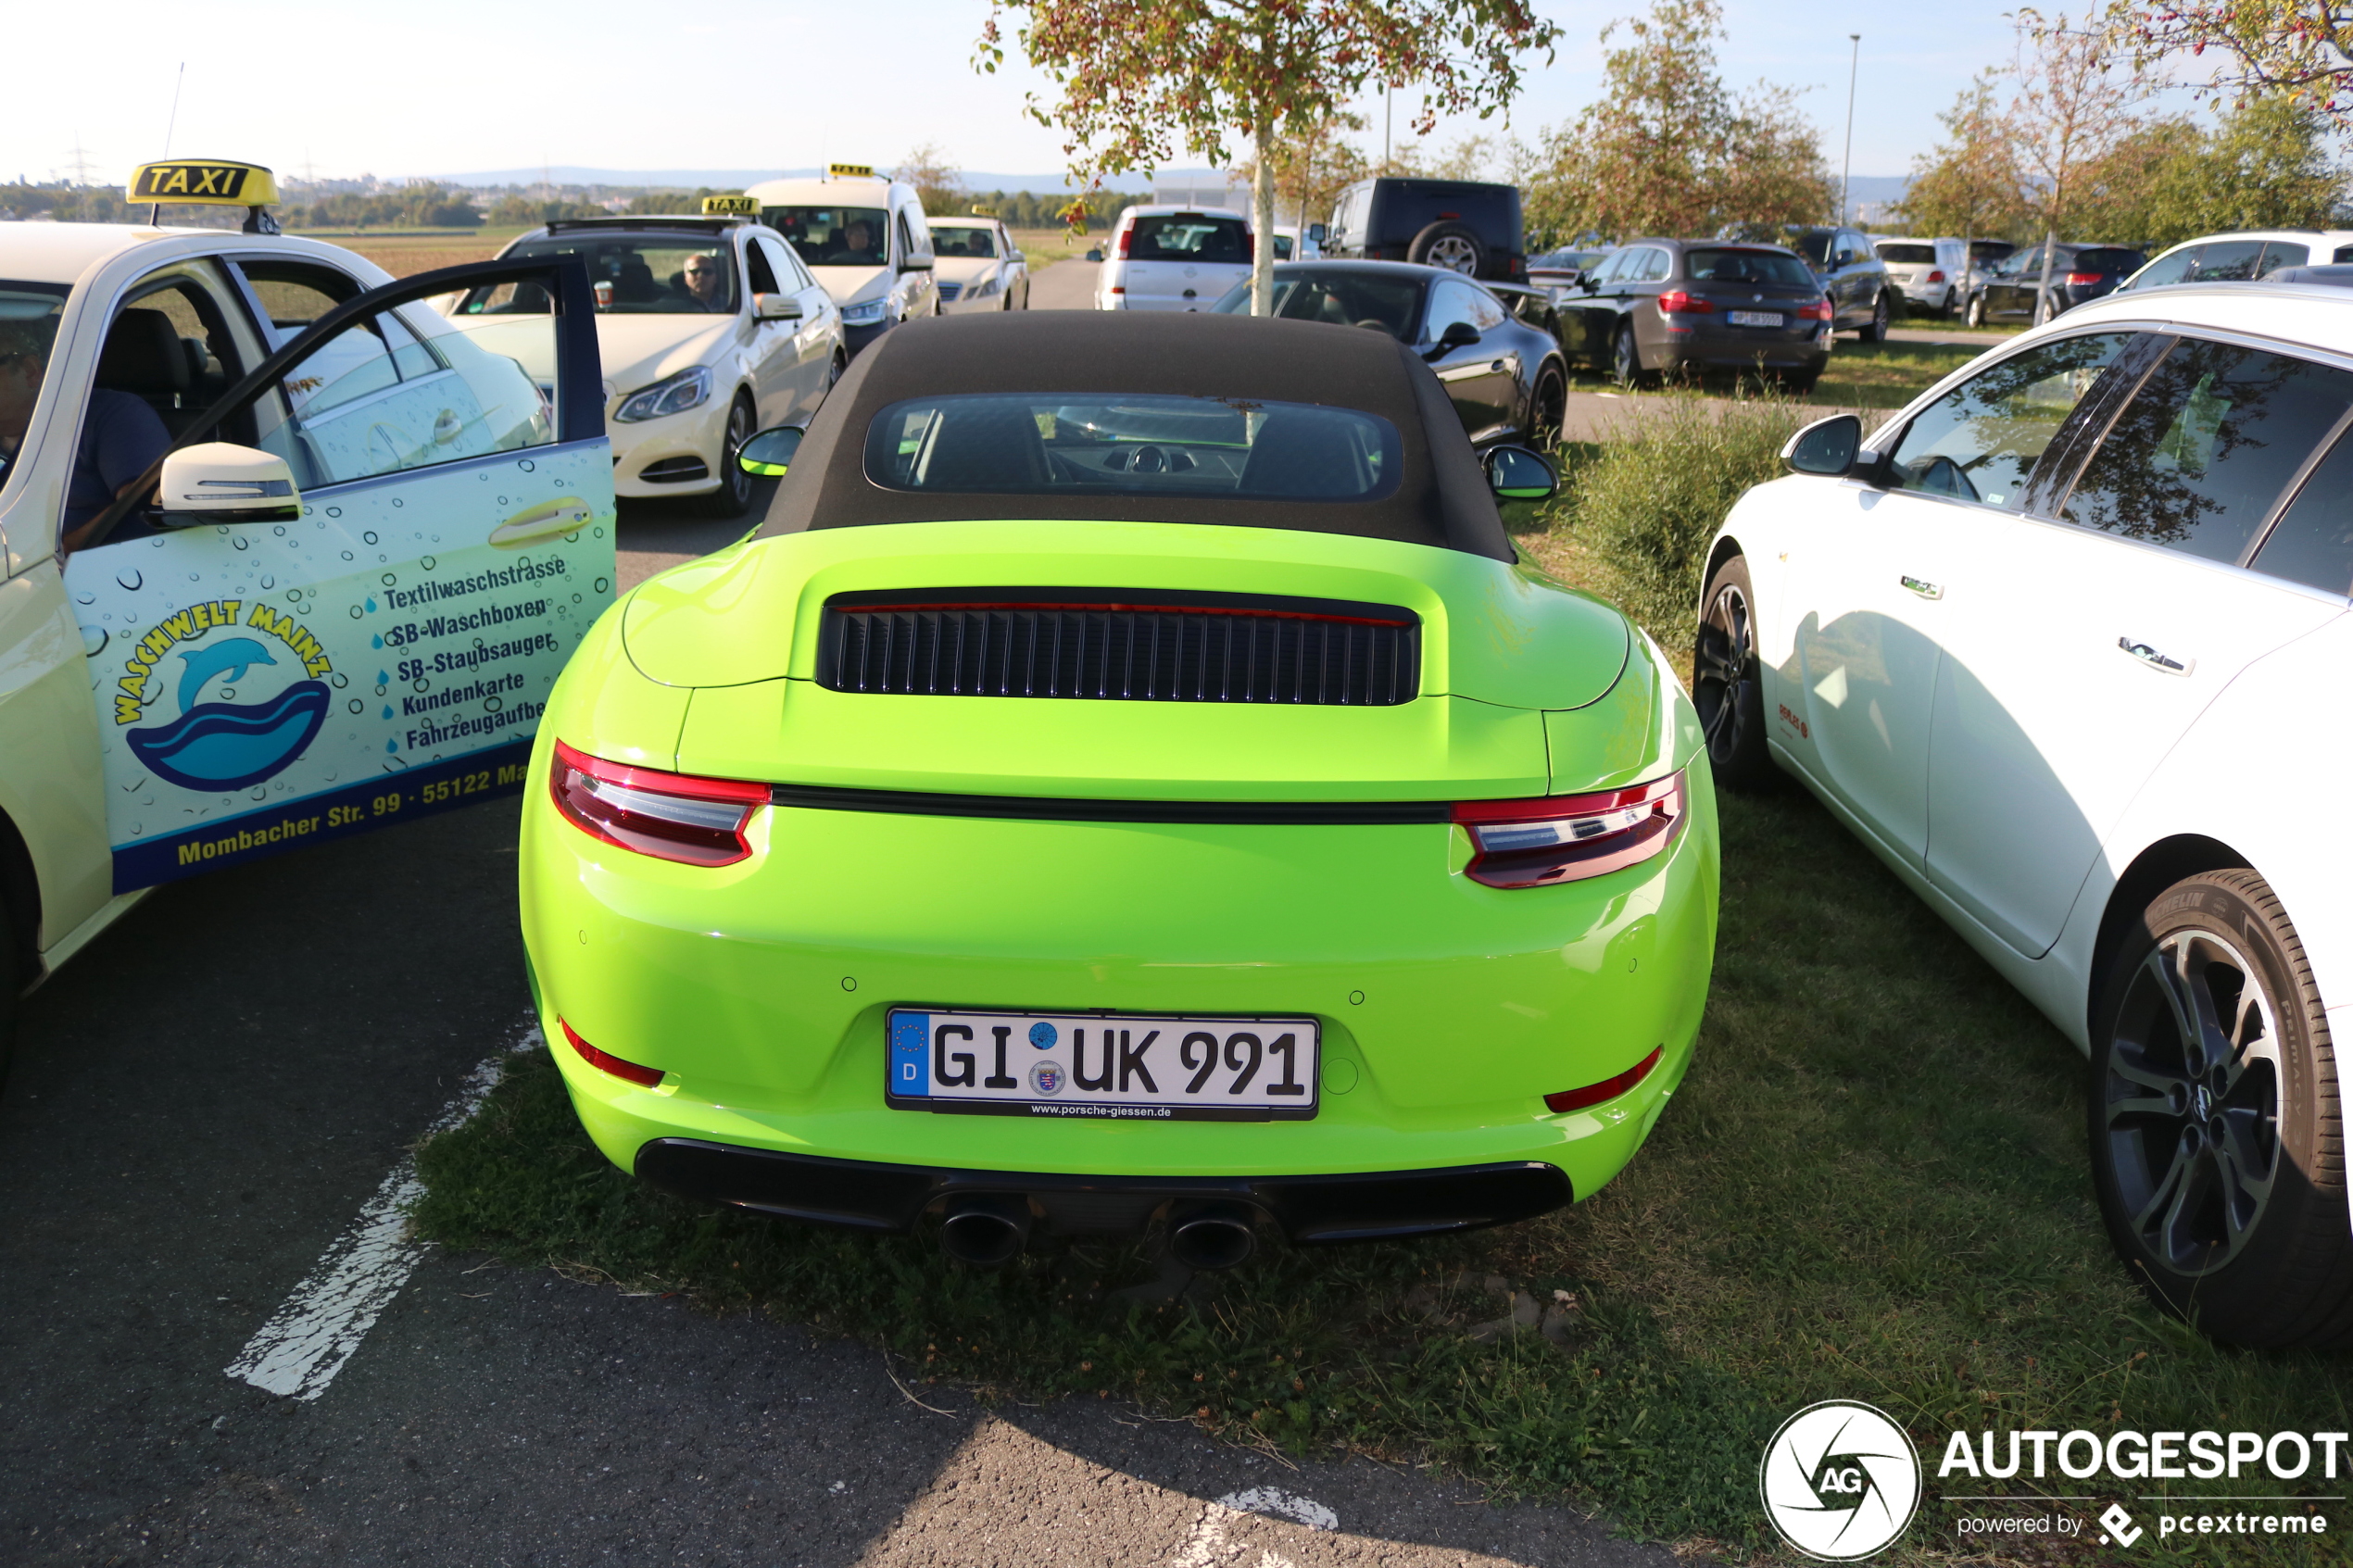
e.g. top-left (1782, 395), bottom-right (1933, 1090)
top-left (817, 588), bottom-right (1419, 705)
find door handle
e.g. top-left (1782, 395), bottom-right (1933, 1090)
top-left (2118, 636), bottom-right (2194, 675)
top-left (1899, 575), bottom-right (1944, 599)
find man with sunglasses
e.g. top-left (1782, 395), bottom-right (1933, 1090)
top-left (680, 252), bottom-right (728, 311)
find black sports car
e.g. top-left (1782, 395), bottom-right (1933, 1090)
top-left (1212, 261), bottom-right (1567, 447)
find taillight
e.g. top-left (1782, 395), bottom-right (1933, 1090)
top-left (1656, 289), bottom-right (1714, 315)
top-left (2066, 270), bottom-right (2100, 286)
top-left (548, 739), bottom-right (765, 867)
top-left (1545, 1046), bottom-right (1663, 1113)
top-left (560, 1018), bottom-right (664, 1088)
top-left (1453, 772), bottom-right (1686, 889)
top-left (1116, 228), bottom-right (1133, 258)
top-left (1797, 296), bottom-right (1834, 321)
top-left (1926, 269), bottom-right (1945, 282)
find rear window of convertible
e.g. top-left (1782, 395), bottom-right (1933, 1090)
top-left (862, 394), bottom-right (1402, 501)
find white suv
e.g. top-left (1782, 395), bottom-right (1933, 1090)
top-left (1871, 235), bottom-right (1966, 314)
top-left (2116, 229), bottom-right (2353, 293)
top-left (1094, 206), bottom-right (1254, 312)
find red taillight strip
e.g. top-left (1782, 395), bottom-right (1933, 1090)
top-left (1544, 1046), bottom-right (1663, 1113)
top-left (560, 1018), bottom-right (664, 1088)
top-left (548, 739), bottom-right (767, 867)
top-left (1453, 772), bottom-right (1686, 889)
top-left (840, 602), bottom-right (1414, 628)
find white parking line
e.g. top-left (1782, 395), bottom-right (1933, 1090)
top-left (225, 1019), bottom-right (542, 1400)
top-left (1169, 1488), bottom-right (1338, 1566)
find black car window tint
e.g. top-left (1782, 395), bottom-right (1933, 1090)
top-left (745, 239), bottom-right (780, 295)
top-left (862, 394), bottom-right (1402, 502)
top-left (2256, 241), bottom-right (2310, 277)
top-left (1878, 244), bottom-right (1937, 265)
top-left (1425, 280), bottom-right (1480, 340)
top-left (2336, 244), bottom-right (2353, 263)
top-left (2071, 248), bottom-right (2145, 274)
top-left (1684, 248), bottom-right (1815, 288)
top-left (1270, 274), bottom-right (1420, 338)
top-left (2061, 339), bottom-right (2353, 563)
top-left (1132, 217), bottom-right (1250, 262)
top-left (2248, 428), bottom-right (2353, 593)
top-left (1883, 333), bottom-right (2137, 508)
top-left (2188, 240), bottom-right (2265, 282)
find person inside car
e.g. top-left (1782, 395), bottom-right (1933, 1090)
top-left (0, 317), bottom-right (170, 554)
top-left (680, 253), bottom-right (728, 310)
top-left (829, 220), bottom-right (881, 266)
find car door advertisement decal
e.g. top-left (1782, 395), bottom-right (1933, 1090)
top-left (67, 443), bottom-right (615, 892)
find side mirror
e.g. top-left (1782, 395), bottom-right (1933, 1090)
top-left (1086, 247), bottom-right (1103, 262)
top-left (738, 425), bottom-right (806, 477)
top-left (754, 293), bottom-right (803, 321)
top-left (1307, 222), bottom-right (1327, 245)
top-left (1428, 320), bottom-right (1482, 357)
top-left (157, 443), bottom-right (300, 526)
top-left (901, 253), bottom-right (934, 271)
top-left (1483, 445), bottom-right (1558, 502)
top-left (1782, 414), bottom-right (1862, 477)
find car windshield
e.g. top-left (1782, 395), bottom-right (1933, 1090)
top-left (863, 394), bottom-right (1399, 501)
top-left (470, 235), bottom-right (737, 314)
top-left (1683, 248), bottom-right (1816, 288)
top-left (930, 225), bottom-right (998, 258)
top-left (766, 207), bottom-right (889, 267)
top-left (1877, 244), bottom-right (1938, 264)
top-left (1970, 241), bottom-right (2015, 263)
top-left (1211, 271), bottom-right (1425, 340)
top-left (0, 282), bottom-right (69, 478)
top-left (1129, 216), bottom-right (1251, 262)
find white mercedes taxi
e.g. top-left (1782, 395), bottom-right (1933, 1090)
top-left (1698, 280), bottom-right (2353, 1349)
top-left (745, 165), bottom-right (937, 355)
top-left (0, 159), bottom-right (616, 1068)
top-left (468, 200), bottom-right (843, 518)
top-left (924, 213), bottom-right (1029, 314)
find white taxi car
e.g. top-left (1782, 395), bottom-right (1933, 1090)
top-left (1697, 280), bottom-right (2353, 1348)
top-left (925, 214), bottom-right (1029, 314)
top-left (468, 202), bottom-right (843, 518)
top-left (0, 160), bottom-right (616, 1065)
top-left (746, 165), bottom-right (937, 355)
top-left (1094, 206), bottom-right (1254, 312)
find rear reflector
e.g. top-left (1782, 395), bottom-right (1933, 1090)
top-left (560, 1018), bottom-right (664, 1088)
top-left (549, 739), bottom-right (766, 867)
top-left (1453, 772), bottom-right (1686, 889)
top-left (1545, 1046), bottom-right (1663, 1113)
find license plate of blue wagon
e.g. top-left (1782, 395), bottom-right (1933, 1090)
top-left (1727, 309), bottom-right (1785, 327)
top-left (887, 1009), bottom-right (1320, 1121)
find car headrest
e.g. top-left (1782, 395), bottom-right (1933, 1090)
top-left (915, 400), bottom-right (1049, 489)
top-left (98, 309), bottom-right (193, 396)
top-left (1239, 408), bottom-right (1374, 496)
top-left (615, 261), bottom-right (659, 301)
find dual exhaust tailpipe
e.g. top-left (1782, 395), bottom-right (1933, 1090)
top-left (936, 1195), bottom-right (1259, 1272)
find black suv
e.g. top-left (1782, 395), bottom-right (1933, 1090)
top-left (1321, 178), bottom-right (1528, 282)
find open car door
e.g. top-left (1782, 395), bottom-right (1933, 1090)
top-left (66, 257), bottom-right (612, 892)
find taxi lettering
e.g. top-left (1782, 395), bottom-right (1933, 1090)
top-left (134, 164), bottom-right (250, 201)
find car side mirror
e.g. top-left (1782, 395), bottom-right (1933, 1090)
top-left (901, 253), bottom-right (934, 271)
top-left (158, 442), bottom-right (300, 526)
top-left (1086, 246), bottom-right (1103, 262)
top-left (1428, 320), bottom-right (1481, 357)
top-left (1483, 445), bottom-right (1558, 502)
top-left (754, 293), bottom-right (803, 321)
top-left (1782, 414), bottom-right (1862, 477)
top-left (739, 425), bottom-right (806, 477)
top-left (1307, 223), bottom-right (1327, 245)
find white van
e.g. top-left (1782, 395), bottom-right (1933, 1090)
top-left (1093, 206), bottom-right (1254, 312)
top-left (745, 164), bottom-right (937, 353)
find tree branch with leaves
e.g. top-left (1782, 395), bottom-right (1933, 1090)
top-left (2094, 1), bottom-right (2353, 126)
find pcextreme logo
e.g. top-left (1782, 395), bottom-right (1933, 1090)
top-left (1759, 1400), bottom-right (1923, 1561)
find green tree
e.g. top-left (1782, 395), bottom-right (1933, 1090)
top-left (978, 0), bottom-right (1558, 312)
top-left (1522, 0), bottom-right (1832, 245)
top-left (1893, 73), bottom-right (2031, 248)
top-left (1233, 110), bottom-right (1371, 234)
top-left (2094, 1), bottom-right (2353, 127)
top-left (893, 143), bottom-right (969, 216)
top-left (2009, 12), bottom-right (2160, 318)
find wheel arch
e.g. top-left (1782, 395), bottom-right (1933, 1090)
top-left (1701, 533), bottom-right (1747, 612)
top-left (2087, 833), bottom-right (2254, 1035)
top-left (0, 803), bottom-right (40, 990)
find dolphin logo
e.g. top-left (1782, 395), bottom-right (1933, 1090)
top-left (175, 637), bottom-right (276, 714)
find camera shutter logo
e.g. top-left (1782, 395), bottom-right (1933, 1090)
top-left (1759, 1400), bottom-right (1921, 1560)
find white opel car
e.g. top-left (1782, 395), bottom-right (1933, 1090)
top-left (1698, 282), bottom-right (2353, 1348)
top-left (1093, 206), bottom-right (1254, 312)
top-left (472, 210), bottom-right (843, 518)
top-left (924, 215), bottom-right (1029, 314)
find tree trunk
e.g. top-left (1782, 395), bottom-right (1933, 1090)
top-left (2035, 225), bottom-right (2058, 323)
top-left (1252, 120), bottom-right (1277, 317)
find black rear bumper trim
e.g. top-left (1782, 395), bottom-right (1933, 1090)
top-left (766, 783), bottom-right (1452, 826)
top-left (633, 1139), bottom-right (1571, 1243)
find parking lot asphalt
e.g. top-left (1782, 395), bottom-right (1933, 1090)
top-left (0, 483), bottom-right (1681, 1566)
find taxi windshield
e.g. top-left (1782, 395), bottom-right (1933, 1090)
top-left (929, 226), bottom-right (999, 258)
top-left (766, 207), bottom-right (889, 268)
top-left (469, 234), bottom-right (738, 315)
top-left (0, 283), bottom-right (69, 473)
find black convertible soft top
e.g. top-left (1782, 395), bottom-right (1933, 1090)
top-left (750, 311), bottom-right (1516, 561)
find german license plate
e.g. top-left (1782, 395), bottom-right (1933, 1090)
top-left (887, 1009), bottom-right (1319, 1121)
top-left (1728, 310), bottom-right (1784, 327)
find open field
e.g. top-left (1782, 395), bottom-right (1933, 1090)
top-left (289, 227), bottom-right (523, 277)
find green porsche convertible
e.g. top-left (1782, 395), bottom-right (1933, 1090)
top-left (521, 311), bottom-right (1718, 1269)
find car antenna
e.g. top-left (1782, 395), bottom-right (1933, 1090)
top-left (154, 60), bottom-right (184, 224)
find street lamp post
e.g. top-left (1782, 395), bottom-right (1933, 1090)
top-left (1840, 33), bottom-right (1860, 224)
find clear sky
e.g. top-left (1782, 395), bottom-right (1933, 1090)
top-left (6, 1), bottom-right (2217, 190)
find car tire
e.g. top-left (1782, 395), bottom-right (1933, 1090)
top-left (1610, 322), bottom-right (1647, 388)
top-left (1965, 293), bottom-right (1987, 329)
top-left (1780, 369), bottom-right (1820, 395)
top-left (1407, 221), bottom-right (1486, 276)
top-left (698, 395), bottom-right (758, 519)
top-left (1857, 291), bottom-right (1891, 343)
top-left (2036, 292), bottom-right (2064, 324)
top-left (1692, 555), bottom-right (1777, 792)
top-left (2089, 869), bottom-right (2353, 1349)
top-left (1525, 362), bottom-right (1567, 447)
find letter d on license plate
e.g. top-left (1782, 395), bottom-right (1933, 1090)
top-left (887, 1009), bottom-right (1319, 1121)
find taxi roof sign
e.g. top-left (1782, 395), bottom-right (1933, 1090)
top-left (701, 194), bottom-right (759, 217)
top-left (826, 162), bottom-right (877, 181)
top-left (130, 160), bottom-right (281, 207)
